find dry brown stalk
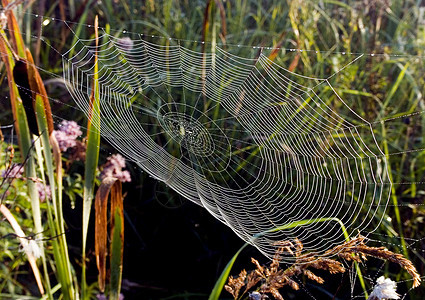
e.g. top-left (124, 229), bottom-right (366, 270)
top-left (328, 236), bottom-right (421, 288)
top-left (225, 269), bottom-right (247, 299)
top-left (225, 235), bottom-right (421, 300)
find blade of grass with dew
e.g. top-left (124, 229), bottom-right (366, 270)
top-left (82, 15), bottom-right (101, 299)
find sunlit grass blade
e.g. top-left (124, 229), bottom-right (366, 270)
top-left (25, 45), bottom-right (78, 298)
top-left (1, 0), bottom-right (26, 58)
top-left (34, 80), bottom-right (75, 300)
top-left (209, 243), bottom-right (248, 300)
top-left (380, 122), bottom-right (409, 259)
top-left (0, 30), bottom-right (41, 236)
top-left (82, 15), bottom-right (101, 299)
top-left (382, 62), bottom-right (410, 110)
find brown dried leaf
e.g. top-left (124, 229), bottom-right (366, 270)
top-left (95, 176), bottom-right (120, 292)
top-left (25, 49), bottom-right (54, 135)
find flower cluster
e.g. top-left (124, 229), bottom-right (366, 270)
top-left (53, 120), bottom-right (82, 152)
top-left (100, 154), bottom-right (131, 183)
top-left (1, 163), bottom-right (24, 179)
top-left (36, 182), bottom-right (51, 202)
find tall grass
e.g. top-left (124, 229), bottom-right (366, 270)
top-left (1, 5), bottom-right (124, 300)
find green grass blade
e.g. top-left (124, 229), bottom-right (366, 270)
top-left (380, 122), bottom-right (409, 258)
top-left (382, 62), bottom-right (410, 109)
top-left (35, 94), bottom-right (74, 300)
top-left (82, 16), bottom-right (101, 299)
top-left (0, 30), bottom-right (41, 237)
top-left (110, 207), bottom-right (124, 300)
top-left (209, 243), bottom-right (248, 300)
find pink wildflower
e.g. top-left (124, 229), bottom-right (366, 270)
top-left (100, 154), bottom-right (131, 183)
top-left (53, 120), bottom-right (82, 152)
top-left (36, 182), bottom-right (51, 202)
top-left (1, 164), bottom-right (24, 179)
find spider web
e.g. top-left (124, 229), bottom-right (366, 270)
top-left (1, 10), bottom-right (425, 297)
top-left (62, 31), bottom-right (392, 263)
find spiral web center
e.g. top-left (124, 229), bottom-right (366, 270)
top-left (160, 112), bottom-right (214, 156)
